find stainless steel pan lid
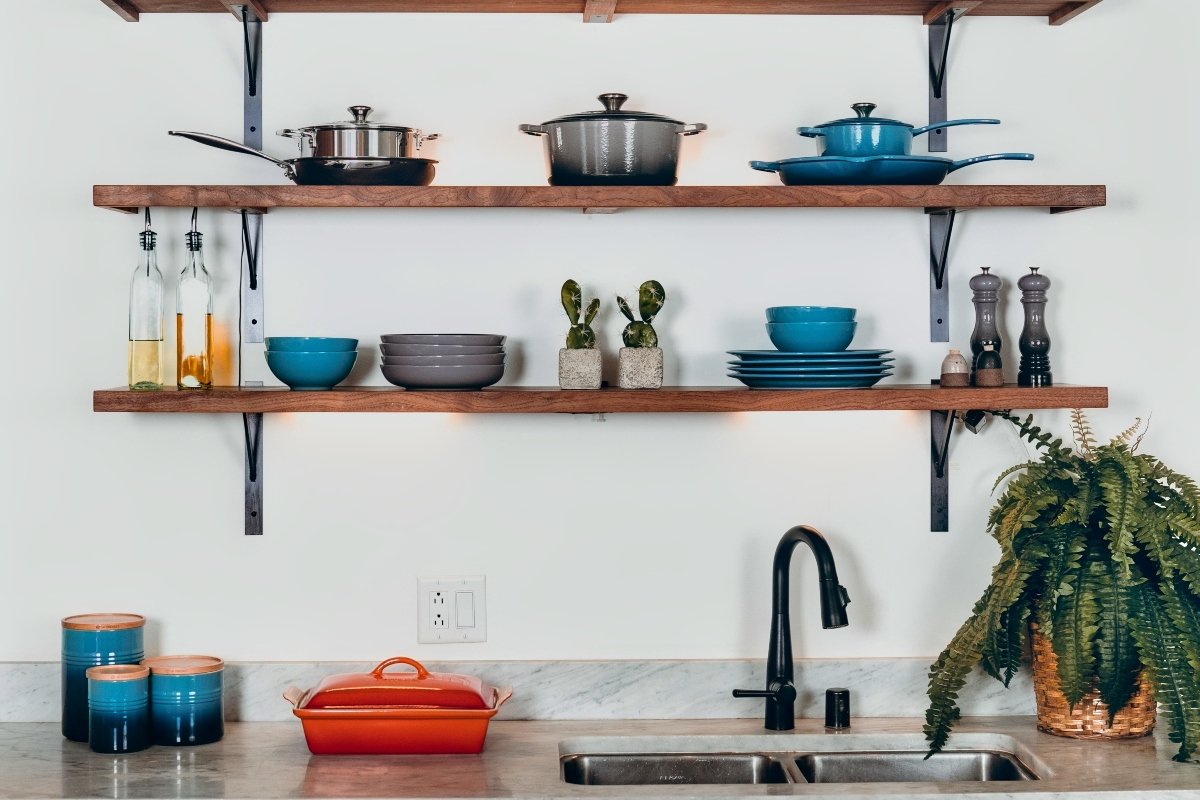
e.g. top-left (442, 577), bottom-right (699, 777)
top-left (277, 106), bottom-right (439, 159)
top-left (279, 105), bottom-right (425, 135)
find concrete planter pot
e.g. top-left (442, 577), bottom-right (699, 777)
top-left (558, 348), bottom-right (602, 389)
top-left (618, 347), bottom-right (663, 389)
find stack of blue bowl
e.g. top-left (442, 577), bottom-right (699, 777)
top-left (264, 337), bottom-right (358, 390)
top-left (728, 307), bottom-right (893, 388)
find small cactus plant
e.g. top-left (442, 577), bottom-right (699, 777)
top-left (561, 279), bottom-right (600, 349)
top-left (617, 280), bottom-right (666, 348)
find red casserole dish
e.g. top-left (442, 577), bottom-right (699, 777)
top-left (283, 657), bottom-right (513, 755)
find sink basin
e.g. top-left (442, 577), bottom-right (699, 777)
top-left (561, 754), bottom-right (790, 785)
top-left (795, 750), bottom-right (1038, 783)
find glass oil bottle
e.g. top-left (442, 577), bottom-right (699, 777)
top-left (176, 208), bottom-right (213, 389)
top-left (128, 209), bottom-right (164, 390)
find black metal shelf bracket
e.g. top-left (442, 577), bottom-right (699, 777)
top-left (239, 5), bottom-right (264, 535)
top-left (930, 402), bottom-right (990, 532)
top-left (927, 5), bottom-right (976, 153)
top-left (928, 207), bottom-right (957, 342)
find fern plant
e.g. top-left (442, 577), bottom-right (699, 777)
top-left (924, 411), bottom-right (1200, 762)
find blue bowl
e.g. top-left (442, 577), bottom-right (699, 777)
top-left (766, 321), bottom-right (857, 352)
top-left (265, 337), bottom-right (358, 352)
top-left (766, 306), bottom-right (856, 323)
top-left (265, 350), bottom-right (357, 390)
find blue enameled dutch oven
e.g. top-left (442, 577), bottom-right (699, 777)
top-left (798, 103), bottom-right (1000, 157)
top-left (749, 153), bottom-right (1034, 186)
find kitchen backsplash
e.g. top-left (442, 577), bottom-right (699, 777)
top-left (0, 659), bottom-right (1032, 722)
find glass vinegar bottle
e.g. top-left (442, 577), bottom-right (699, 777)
top-left (128, 210), bottom-right (164, 390)
top-left (176, 212), bottom-right (213, 389)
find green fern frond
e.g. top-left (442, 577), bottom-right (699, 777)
top-left (1162, 577), bottom-right (1200, 677)
top-left (1094, 563), bottom-right (1141, 721)
top-left (1071, 409), bottom-right (1098, 459)
top-left (1097, 462), bottom-right (1140, 581)
top-left (1108, 416), bottom-right (1143, 449)
top-left (1052, 560), bottom-right (1101, 705)
top-left (1130, 582), bottom-right (1200, 762)
top-left (981, 600), bottom-right (1030, 687)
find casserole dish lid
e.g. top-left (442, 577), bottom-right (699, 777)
top-left (545, 93), bottom-right (684, 125)
top-left (811, 102), bottom-right (910, 129)
top-left (300, 657), bottom-right (493, 710)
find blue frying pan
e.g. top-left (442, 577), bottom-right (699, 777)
top-left (749, 153), bottom-right (1034, 186)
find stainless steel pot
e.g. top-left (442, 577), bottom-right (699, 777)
top-left (169, 131), bottom-right (437, 186)
top-left (277, 106), bottom-right (439, 159)
top-left (520, 93), bottom-right (706, 186)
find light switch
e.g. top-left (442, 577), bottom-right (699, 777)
top-left (418, 576), bottom-right (486, 643)
top-left (455, 591), bottom-right (475, 628)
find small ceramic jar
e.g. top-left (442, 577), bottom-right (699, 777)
top-left (61, 613), bottom-right (145, 742)
top-left (939, 349), bottom-right (970, 387)
top-left (142, 655), bottom-right (224, 746)
top-left (87, 664), bottom-right (151, 754)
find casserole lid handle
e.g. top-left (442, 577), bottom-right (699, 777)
top-left (283, 686), bottom-right (307, 708)
top-left (371, 656), bottom-right (431, 680)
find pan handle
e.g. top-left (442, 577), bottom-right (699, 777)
top-left (797, 127), bottom-right (826, 138)
top-left (909, 118), bottom-right (1001, 137)
top-left (519, 124), bottom-right (548, 137)
top-left (947, 152), bottom-right (1035, 173)
top-left (749, 160), bottom-right (780, 173)
top-left (679, 123), bottom-right (707, 136)
top-left (169, 130), bottom-right (298, 181)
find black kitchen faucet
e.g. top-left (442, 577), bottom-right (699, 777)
top-left (733, 525), bottom-right (851, 730)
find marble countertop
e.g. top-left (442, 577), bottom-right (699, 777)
top-left (3, 717), bottom-right (1198, 799)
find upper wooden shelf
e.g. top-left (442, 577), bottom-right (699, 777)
top-left (100, 1), bottom-right (1102, 26)
top-left (94, 384), bottom-right (1109, 414)
top-left (93, 184), bottom-right (1106, 214)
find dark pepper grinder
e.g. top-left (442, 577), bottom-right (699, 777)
top-left (1018, 267), bottom-right (1052, 387)
top-left (969, 268), bottom-right (1003, 384)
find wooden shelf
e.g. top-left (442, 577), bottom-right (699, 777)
top-left (94, 384), bottom-right (1109, 414)
top-left (100, 1), bottom-right (1102, 26)
top-left (93, 184), bottom-right (1107, 214)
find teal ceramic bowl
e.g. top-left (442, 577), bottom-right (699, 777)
top-left (265, 337), bottom-right (358, 352)
top-left (265, 350), bottom-right (357, 390)
top-left (765, 306), bottom-right (856, 323)
top-left (766, 321), bottom-right (857, 352)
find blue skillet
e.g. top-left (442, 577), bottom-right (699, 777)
top-left (749, 153), bottom-right (1033, 186)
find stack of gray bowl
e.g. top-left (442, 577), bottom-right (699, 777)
top-left (379, 334), bottom-right (506, 389)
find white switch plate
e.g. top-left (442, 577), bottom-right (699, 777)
top-left (418, 576), bottom-right (487, 643)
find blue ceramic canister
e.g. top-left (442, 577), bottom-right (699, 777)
top-left (61, 613), bottom-right (145, 742)
top-left (87, 664), bottom-right (151, 754)
top-left (142, 655), bottom-right (224, 746)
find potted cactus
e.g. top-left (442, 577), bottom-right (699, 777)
top-left (558, 279), bottom-right (601, 390)
top-left (617, 280), bottom-right (666, 389)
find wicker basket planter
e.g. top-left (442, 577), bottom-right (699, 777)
top-left (1031, 627), bottom-right (1156, 740)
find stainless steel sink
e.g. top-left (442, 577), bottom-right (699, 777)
top-left (560, 754), bottom-right (790, 785)
top-left (794, 749), bottom-right (1038, 783)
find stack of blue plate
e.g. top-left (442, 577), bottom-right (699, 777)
top-left (727, 349), bottom-right (895, 389)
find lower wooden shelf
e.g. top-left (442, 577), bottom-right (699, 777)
top-left (93, 384), bottom-right (1109, 414)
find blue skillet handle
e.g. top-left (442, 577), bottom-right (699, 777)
top-left (909, 118), bottom-right (1001, 137)
top-left (947, 152), bottom-right (1035, 173)
top-left (797, 127), bottom-right (825, 138)
top-left (749, 160), bottom-right (780, 173)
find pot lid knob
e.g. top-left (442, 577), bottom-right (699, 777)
top-left (851, 102), bottom-right (877, 119)
top-left (348, 105), bottom-right (373, 123)
top-left (598, 93), bottom-right (628, 112)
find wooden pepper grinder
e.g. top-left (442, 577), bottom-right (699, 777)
top-left (1018, 267), bottom-right (1052, 387)
top-left (969, 267), bottom-right (1003, 384)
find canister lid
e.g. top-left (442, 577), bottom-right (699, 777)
top-left (86, 664), bottom-right (150, 681)
top-left (141, 655), bottom-right (224, 675)
top-left (62, 613), bottom-right (145, 631)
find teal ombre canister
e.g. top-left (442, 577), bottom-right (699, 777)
top-left (61, 614), bottom-right (145, 742)
top-left (143, 655), bottom-right (224, 746)
top-left (87, 664), bottom-right (151, 754)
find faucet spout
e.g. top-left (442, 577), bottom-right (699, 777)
top-left (734, 525), bottom-right (850, 731)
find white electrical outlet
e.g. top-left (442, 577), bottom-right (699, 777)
top-left (418, 576), bottom-right (486, 643)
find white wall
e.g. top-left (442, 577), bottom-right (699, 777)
top-left (1, 1), bottom-right (1196, 663)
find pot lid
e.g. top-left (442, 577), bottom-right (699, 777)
top-left (543, 93), bottom-right (684, 125)
top-left (810, 103), bottom-right (913, 129)
top-left (301, 657), bottom-right (493, 710)
top-left (293, 105), bottom-right (421, 133)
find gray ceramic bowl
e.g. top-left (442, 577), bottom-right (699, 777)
top-left (380, 363), bottom-right (505, 390)
top-left (381, 354), bottom-right (505, 366)
top-left (379, 334), bottom-right (507, 346)
top-left (380, 343), bottom-right (504, 356)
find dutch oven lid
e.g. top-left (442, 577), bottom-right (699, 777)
top-left (301, 657), bottom-right (493, 710)
top-left (812, 103), bottom-right (912, 129)
top-left (544, 93), bottom-right (684, 125)
top-left (294, 105), bottom-right (420, 133)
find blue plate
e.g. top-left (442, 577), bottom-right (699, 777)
top-left (730, 364), bottom-right (893, 375)
top-left (730, 373), bottom-right (888, 389)
top-left (748, 153), bottom-right (1034, 186)
top-left (729, 349), bottom-right (892, 360)
top-left (727, 357), bottom-right (895, 367)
